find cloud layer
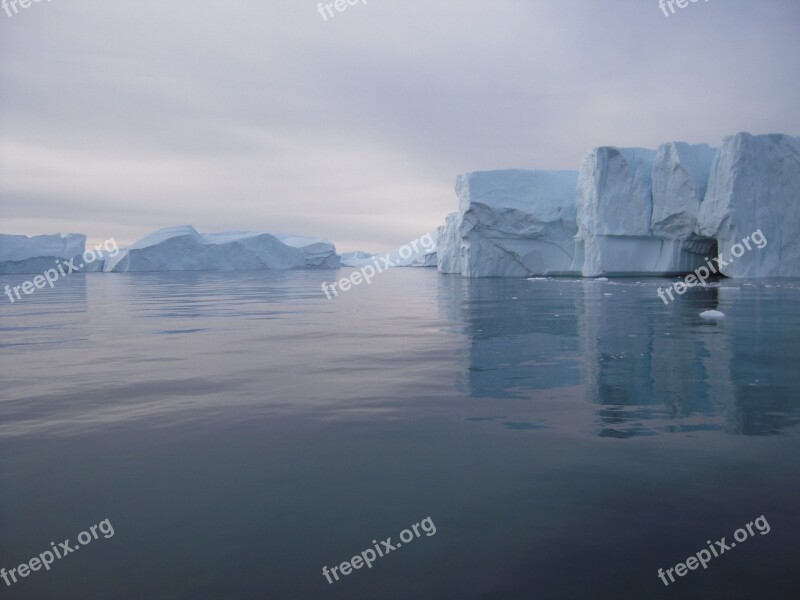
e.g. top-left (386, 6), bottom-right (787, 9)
top-left (1, 0), bottom-right (799, 251)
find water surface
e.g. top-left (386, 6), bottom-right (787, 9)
top-left (1, 269), bottom-right (798, 599)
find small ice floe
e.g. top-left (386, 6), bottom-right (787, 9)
top-left (511, 297), bottom-right (518, 300)
top-left (604, 293), bottom-right (613, 296)
top-left (699, 310), bottom-right (726, 320)
top-left (595, 277), bottom-right (609, 281)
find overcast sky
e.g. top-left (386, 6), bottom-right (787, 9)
top-left (1, 0), bottom-right (799, 252)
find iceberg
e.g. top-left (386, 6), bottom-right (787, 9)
top-left (0, 233), bottom-right (87, 274)
top-left (697, 133), bottom-right (800, 277)
top-left (454, 169), bottom-right (579, 277)
top-left (104, 226), bottom-right (339, 272)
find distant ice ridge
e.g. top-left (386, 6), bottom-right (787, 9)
top-left (453, 169), bottom-right (579, 277)
top-left (104, 226), bottom-right (339, 272)
top-left (0, 233), bottom-right (90, 274)
top-left (340, 251), bottom-right (375, 267)
top-left (383, 233), bottom-right (438, 267)
top-left (342, 232), bottom-right (438, 269)
top-left (274, 234), bottom-right (340, 268)
top-left (437, 132), bottom-right (800, 279)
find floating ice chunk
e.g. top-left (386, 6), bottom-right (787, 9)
top-left (699, 310), bottom-right (726, 320)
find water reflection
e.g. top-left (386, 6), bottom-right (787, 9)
top-left (439, 275), bottom-right (800, 438)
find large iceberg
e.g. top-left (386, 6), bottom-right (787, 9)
top-left (0, 233), bottom-right (88, 274)
top-left (439, 132), bottom-right (798, 279)
top-left (104, 226), bottom-right (339, 272)
top-left (455, 169), bottom-right (579, 277)
top-left (697, 133), bottom-right (800, 277)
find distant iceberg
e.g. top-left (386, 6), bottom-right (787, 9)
top-left (0, 233), bottom-right (89, 274)
top-left (104, 226), bottom-right (339, 272)
top-left (340, 251), bottom-right (375, 267)
top-left (383, 232), bottom-right (438, 267)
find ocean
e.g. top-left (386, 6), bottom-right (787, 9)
top-left (1, 269), bottom-right (798, 599)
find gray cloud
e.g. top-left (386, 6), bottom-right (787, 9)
top-left (1, 0), bottom-right (799, 251)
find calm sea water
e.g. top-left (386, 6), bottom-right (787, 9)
top-left (1, 269), bottom-right (799, 599)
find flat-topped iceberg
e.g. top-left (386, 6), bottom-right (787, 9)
top-left (455, 169), bottom-right (579, 277)
top-left (104, 226), bottom-right (339, 272)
